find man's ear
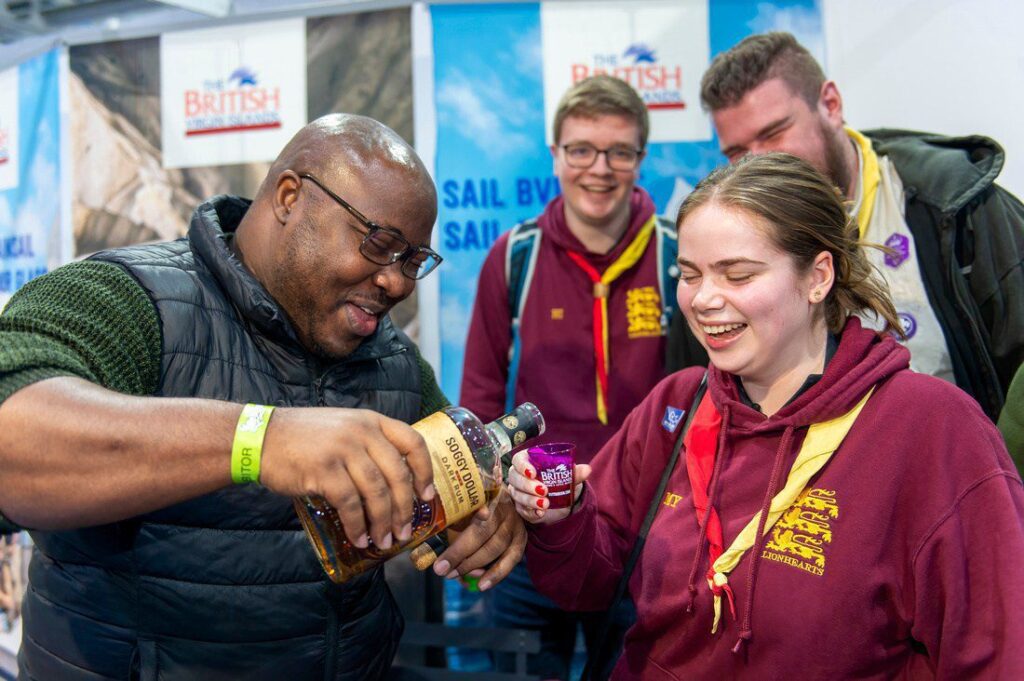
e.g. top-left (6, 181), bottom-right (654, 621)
top-left (272, 171), bottom-right (301, 224)
top-left (818, 80), bottom-right (845, 130)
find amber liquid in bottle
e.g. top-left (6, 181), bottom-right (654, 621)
top-left (295, 403), bottom-right (544, 583)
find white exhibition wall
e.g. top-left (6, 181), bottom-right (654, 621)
top-left (824, 0), bottom-right (1023, 196)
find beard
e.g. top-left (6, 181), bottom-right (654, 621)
top-left (821, 121), bottom-right (854, 198)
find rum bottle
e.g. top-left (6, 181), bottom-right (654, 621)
top-left (295, 402), bottom-right (545, 582)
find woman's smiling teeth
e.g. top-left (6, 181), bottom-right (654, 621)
top-left (702, 322), bottom-right (747, 336)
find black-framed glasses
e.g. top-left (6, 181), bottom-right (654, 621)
top-left (299, 173), bottom-right (443, 280)
top-left (560, 143), bottom-right (644, 171)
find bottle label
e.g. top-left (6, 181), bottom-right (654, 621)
top-left (415, 412), bottom-right (486, 526)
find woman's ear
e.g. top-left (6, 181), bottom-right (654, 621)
top-left (809, 250), bottom-right (835, 303)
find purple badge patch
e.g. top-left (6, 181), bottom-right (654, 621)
top-left (884, 233), bottom-right (910, 268)
top-left (897, 312), bottom-right (917, 340)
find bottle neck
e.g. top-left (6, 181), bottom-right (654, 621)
top-left (484, 422), bottom-right (513, 457)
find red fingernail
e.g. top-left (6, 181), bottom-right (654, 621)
top-left (536, 498), bottom-right (545, 508)
top-left (535, 485), bottom-right (546, 496)
top-left (524, 469), bottom-right (533, 479)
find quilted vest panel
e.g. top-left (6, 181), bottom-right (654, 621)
top-left (21, 196), bottom-right (422, 681)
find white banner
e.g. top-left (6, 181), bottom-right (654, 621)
top-left (0, 65), bottom-right (19, 190)
top-left (541, 0), bottom-right (711, 144)
top-left (160, 17), bottom-right (307, 169)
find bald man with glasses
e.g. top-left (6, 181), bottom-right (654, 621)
top-left (0, 114), bottom-right (525, 680)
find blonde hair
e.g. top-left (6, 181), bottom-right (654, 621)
top-left (677, 153), bottom-right (903, 337)
top-left (552, 75), bottom-right (649, 148)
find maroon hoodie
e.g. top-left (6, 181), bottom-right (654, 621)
top-left (527, 319), bottom-right (1024, 679)
top-left (461, 188), bottom-right (670, 461)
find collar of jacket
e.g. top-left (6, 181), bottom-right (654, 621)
top-left (864, 128), bottom-right (1004, 215)
top-left (187, 195), bottom-right (406, 364)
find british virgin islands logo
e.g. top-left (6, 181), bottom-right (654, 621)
top-left (183, 66), bottom-right (282, 137)
top-left (570, 42), bottom-right (686, 110)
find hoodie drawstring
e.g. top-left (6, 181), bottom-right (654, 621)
top-left (731, 425), bottom-right (793, 655)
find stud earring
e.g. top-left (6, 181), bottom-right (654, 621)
top-left (812, 290), bottom-right (822, 301)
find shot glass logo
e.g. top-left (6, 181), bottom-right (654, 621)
top-left (183, 66), bottom-right (283, 137)
top-left (884, 233), bottom-right (910, 268)
top-left (540, 463), bottom-right (573, 492)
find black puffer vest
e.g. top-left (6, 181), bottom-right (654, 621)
top-left (19, 196), bottom-right (421, 680)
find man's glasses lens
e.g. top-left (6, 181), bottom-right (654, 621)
top-left (361, 229), bottom-right (405, 263)
top-left (562, 143), bottom-right (641, 170)
top-left (358, 229), bottom-right (441, 280)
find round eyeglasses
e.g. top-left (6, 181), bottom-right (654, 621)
top-left (560, 143), bottom-right (643, 171)
top-left (299, 173), bottom-right (442, 280)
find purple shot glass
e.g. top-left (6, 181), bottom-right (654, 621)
top-left (527, 442), bottom-right (576, 510)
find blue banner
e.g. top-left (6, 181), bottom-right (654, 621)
top-left (432, 0), bottom-right (823, 401)
top-left (0, 48), bottom-right (62, 308)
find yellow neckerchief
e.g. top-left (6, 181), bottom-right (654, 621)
top-left (565, 215), bottom-right (656, 424)
top-left (847, 127), bottom-right (880, 240)
top-left (708, 387), bottom-right (875, 633)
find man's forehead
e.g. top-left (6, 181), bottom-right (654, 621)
top-left (328, 167), bottom-right (435, 240)
top-left (559, 113), bottom-right (640, 137)
top-left (712, 79), bottom-right (807, 141)
top-left (717, 78), bottom-right (808, 120)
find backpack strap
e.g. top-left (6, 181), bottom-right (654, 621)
top-left (654, 215), bottom-right (679, 335)
top-left (582, 372), bottom-right (708, 681)
top-left (503, 219), bottom-right (542, 413)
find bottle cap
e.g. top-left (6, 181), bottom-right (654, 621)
top-left (410, 533), bottom-right (449, 571)
top-left (493, 402), bottom-right (545, 447)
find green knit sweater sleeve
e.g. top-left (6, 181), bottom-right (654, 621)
top-left (0, 260), bottom-right (161, 405)
top-left (0, 261), bottom-right (161, 532)
top-left (415, 346), bottom-right (450, 418)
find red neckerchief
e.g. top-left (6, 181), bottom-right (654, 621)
top-left (683, 392), bottom-right (736, 618)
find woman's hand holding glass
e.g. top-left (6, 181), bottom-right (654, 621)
top-left (507, 450), bottom-right (592, 524)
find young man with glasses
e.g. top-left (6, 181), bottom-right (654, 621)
top-left (0, 114), bottom-right (526, 679)
top-left (460, 75), bottom-right (677, 681)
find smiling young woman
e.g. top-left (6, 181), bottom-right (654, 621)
top-left (506, 153), bottom-right (1024, 680)
top-left (674, 153), bottom-right (901, 415)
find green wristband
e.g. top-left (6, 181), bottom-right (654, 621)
top-left (232, 404), bottom-right (275, 484)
